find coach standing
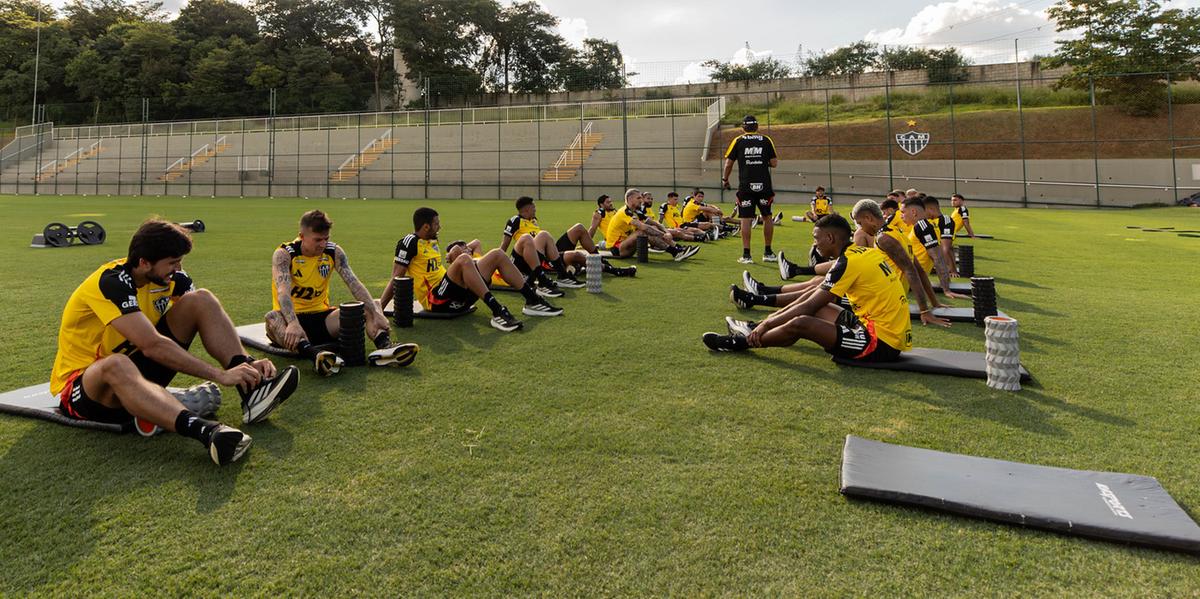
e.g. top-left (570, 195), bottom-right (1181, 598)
top-left (723, 115), bottom-right (779, 264)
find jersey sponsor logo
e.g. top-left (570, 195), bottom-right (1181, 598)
top-left (396, 249), bottom-right (408, 260)
top-left (293, 270), bottom-right (303, 278)
top-left (121, 295), bottom-right (138, 309)
top-left (117, 271), bottom-right (134, 288)
top-left (750, 182), bottom-right (764, 192)
top-left (1096, 483), bottom-right (1133, 519)
top-left (744, 146), bottom-right (764, 157)
top-left (896, 130), bottom-right (931, 156)
top-left (318, 263), bottom-right (331, 278)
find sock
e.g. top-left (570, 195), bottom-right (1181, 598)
top-left (532, 265), bottom-right (551, 286)
top-left (175, 409), bottom-right (219, 445)
top-left (764, 245), bottom-right (773, 255)
top-left (481, 292), bottom-right (506, 316)
top-left (759, 293), bottom-right (777, 307)
top-left (295, 340), bottom-right (318, 361)
top-left (373, 331), bottom-right (391, 349)
top-left (518, 280), bottom-right (541, 304)
top-left (795, 265), bottom-right (817, 276)
top-left (226, 354), bottom-right (254, 369)
top-left (742, 248), bottom-right (752, 258)
top-left (759, 283), bottom-right (784, 295)
top-left (551, 256), bottom-right (568, 278)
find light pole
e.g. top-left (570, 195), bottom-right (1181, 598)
top-left (31, 1), bottom-right (42, 125)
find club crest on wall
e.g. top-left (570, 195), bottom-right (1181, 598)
top-left (896, 120), bottom-right (930, 156)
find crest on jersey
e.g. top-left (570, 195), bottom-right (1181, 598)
top-left (895, 124), bottom-right (930, 156)
top-left (318, 263), bottom-right (331, 278)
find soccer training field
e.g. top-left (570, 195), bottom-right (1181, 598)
top-left (1, 195), bottom-right (1198, 595)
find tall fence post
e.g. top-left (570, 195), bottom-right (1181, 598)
top-left (621, 98), bottom-right (629, 190)
top-left (1167, 73), bottom-right (1178, 203)
top-left (536, 111), bottom-right (542, 200)
top-left (824, 88), bottom-right (833, 195)
top-left (949, 81), bottom-right (958, 195)
top-left (139, 98), bottom-right (148, 197)
top-left (267, 88), bottom-right (276, 198)
top-left (670, 98), bottom-right (678, 191)
top-left (884, 74), bottom-right (894, 192)
top-left (1015, 39), bottom-right (1028, 208)
top-left (1089, 76), bottom-right (1101, 207)
top-left (459, 107), bottom-right (465, 199)
top-left (424, 77), bottom-right (431, 200)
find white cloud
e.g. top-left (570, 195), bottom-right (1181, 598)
top-left (864, 0), bottom-right (1055, 62)
top-left (558, 17), bottom-right (590, 48)
top-left (669, 47), bottom-right (777, 85)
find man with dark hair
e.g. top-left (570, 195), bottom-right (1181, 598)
top-left (903, 196), bottom-right (968, 299)
top-left (723, 115), bottom-right (779, 263)
top-left (499, 196), bottom-right (593, 292)
top-left (950, 193), bottom-right (976, 238)
top-left (266, 210), bottom-right (417, 376)
top-left (379, 207), bottom-right (561, 333)
top-left (921, 196), bottom-right (960, 278)
top-left (804, 186), bottom-right (835, 222)
top-left (703, 214), bottom-right (911, 362)
top-left (589, 195), bottom-right (615, 242)
top-left (605, 188), bottom-right (700, 261)
top-left (51, 219), bottom-right (299, 465)
top-left (659, 192), bottom-right (709, 242)
top-left (680, 189), bottom-right (729, 236)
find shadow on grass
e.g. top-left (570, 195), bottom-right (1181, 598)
top-left (995, 296), bottom-right (1065, 318)
top-left (993, 276), bottom-right (1051, 290)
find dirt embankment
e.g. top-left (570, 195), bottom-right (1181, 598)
top-left (711, 105), bottom-right (1200, 161)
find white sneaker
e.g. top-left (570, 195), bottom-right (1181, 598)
top-left (368, 343), bottom-right (419, 368)
top-left (742, 270), bottom-right (760, 295)
top-left (762, 252), bottom-right (778, 263)
top-left (778, 250), bottom-right (792, 280)
top-left (737, 256), bottom-right (754, 265)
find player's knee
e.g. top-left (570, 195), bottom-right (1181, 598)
top-left (787, 315), bottom-right (817, 336)
top-left (100, 353), bottom-right (138, 383)
top-left (569, 223), bottom-right (585, 236)
top-left (178, 287), bottom-right (218, 308)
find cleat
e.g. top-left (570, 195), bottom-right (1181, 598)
top-left (368, 343), bottom-right (420, 368)
top-left (702, 332), bottom-right (750, 352)
top-left (536, 285), bottom-right (564, 298)
top-left (239, 365), bottom-right (298, 425)
top-left (742, 270), bottom-right (761, 295)
top-left (737, 255), bottom-right (754, 265)
top-left (490, 310), bottom-right (524, 332)
top-left (725, 316), bottom-right (757, 337)
top-left (314, 350), bottom-right (344, 377)
top-left (773, 212), bottom-right (783, 225)
top-left (762, 252), bottom-right (778, 263)
top-left (523, 300), bottom-right (564, 317)
top-left (730, 284), bottom-right (753, 309)
top-left (556, 275), bottom-right (586, 289)
top-left (674, 245), bottom-right (700, 262)
top-left (778, 250), bottom-right (794, 280)
top-left (207, 424), bottom-right (252, 465)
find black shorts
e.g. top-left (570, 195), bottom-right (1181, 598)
top-left (736, 189), bottom-right (774, 218)
top-left (60, 318), bottom-right (191, 423)
top-left (556, 232), bottom-right (575, 253)
top-left (297, 309), bottom-right (337, 345)
top-left (825, 309), bottom-right (901, 362)
top-left (510, 249), bottom-right (551, 275)
top-left (429, 275), bottom-right (477, 313)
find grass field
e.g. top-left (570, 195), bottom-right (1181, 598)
top-left (1, 195), bottom-right (1198, 595)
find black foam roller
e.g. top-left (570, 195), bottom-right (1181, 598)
top-left (393, 277), bottom-right (414, 328)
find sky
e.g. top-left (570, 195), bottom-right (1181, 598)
top-left (47, 0), bottom-right (1200, 86)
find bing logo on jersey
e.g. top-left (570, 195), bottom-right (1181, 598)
top-left (319, 263), bottom-right (331, 278)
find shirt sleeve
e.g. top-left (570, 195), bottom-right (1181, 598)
top-left (503, 216), bottom-right (520, 237)
top-left (960, 207), bottom-right (970, 219)
top-left (724, 136), bottom-right (740, 160)
top-left (821, 256), bottom-right (856, 297)
top-left (763, 135), bottom-right (778, 161)
top-left (170, 270), bottom-right (194, 298)
top-left (93, 268), bottom-right (141, 324)
top-left (914, 222), bottom-right (939, 249)
top-left (938, 216), bottom-right (954, 238)
top-left (394, 235), bottom-right (417, 266)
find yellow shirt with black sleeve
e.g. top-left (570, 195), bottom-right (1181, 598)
top-left (811, 196), bottom-right (832, 216)
top-left (930, 214), bottom-right (955, 240)
top-left (885, 211), bottom-right (909, 236)
top-left (821, 245), bottom-right (912, 352)
top-left (394, 234), bottom-right (445, 310)
top-left (661, 203), bottom-right (684, 229)
top-left (681, 198), bottom-right (706, 223)
top-left (271, 239), bottom-right (337, 314)
top-left (594, 208), bottom-right (613, 238)
top-left (951, 205), bottom-right (970, 234)
top-left (879, 224), bottom-right (916, 293)
top-left (908, 219), bottom-right (941, 273)
top-left (50, 259), bottom-right (194, 394)
top-left (605, 206), bottom-right (638, 248)
top-left (503, 215), bottom-right (542, 241)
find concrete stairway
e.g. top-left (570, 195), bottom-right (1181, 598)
top-left (330, 130), bottom-right (398, 181)
top-left (541, 123), bottom-right (603, 182)
top-left (35, 141), bottom-right (105, 182)
top-left (159, 136), bottom-right (231, 182)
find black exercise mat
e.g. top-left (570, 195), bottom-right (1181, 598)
top-left (840, 435), bottom-right (1200, 554)
top-left (236, 323), bottom-right (338, 357)
top-left (832, 348), bottom-right (1031, 381)
top-left (930, 281), bottom-right (974, 295)
top-left (908, 305), bottom-right (1007, 322)
top-left (955, 234), bottom-right (994, 239)
top-left (0, 383), bottom-right (214, 433)
top-left (380, 299), bottom-right (477, 319)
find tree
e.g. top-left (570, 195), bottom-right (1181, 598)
top-left (252, 0), bottom-right (357, 50)
top-left (346, 0), bottom-right (394, 110)
top-left (392, 0), bottom-right (497, 99)
top-left (61, 0), bottom-right (162, 43)
top-left (559, 38), bottom-right (626, 91)
top-left (879, 46), bottom-right (970, 83)
top-left (481, 1), bottom-right (568, 94)
top-left (805, 41), bottom-right (879, 77)
top-left (174, 0), bottom-right (258, 43)
top-left (701, 56), bottom-right (792, 82)
top-left (1045, 0), bottom-right (1200, 115)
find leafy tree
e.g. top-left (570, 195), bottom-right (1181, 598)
top-left (346, 0), bottom-right (394, 110)
top-left (805, 41), bottom-right (879, 77)
top-left (174, 0), bottom-right (258, 44)
top-left (701, 56), bottom-right (792, 82)
top-left (559, 38), bottom-right (626, 91)
top-left (1045, 0), bottom-right (1200, 115)
top-left (481, 1), bottom-right (567, 94)
top-left (879, 46), bottom-right (970, 83)
top-left (252, 0), bottom-right (358, 50)
top-left (391, 0), bottom-right (497, 98)
top-left (61, 0), bottom-right (162, 43)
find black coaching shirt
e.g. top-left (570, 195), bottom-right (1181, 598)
top-left (724, 133), bottom-right (778, 194)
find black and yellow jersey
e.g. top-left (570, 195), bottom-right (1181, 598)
top-left (681, 197), bottom-right (706, 223)
top-left (724, 132), bottom-right (777, 193)
top-left (951, 206), bottom-right (970, 233)
top-left (605, 206), bottom-right (638, 247)
top-left (884, 211), bottom-right (908, 235)
top-left (395, 234), bottom-right (445, 310)
top-left (908, 220), bottom-right (941, 272)
top-left (661, 203), bottom-right (684, 229)
top-left (51, 259), bottom-right (193, 393)
top-left (594, 208), bottom-right (613, 237)
top-left (821, 245), bottom-right (912, 352)
top-left (503, 215), bottom-right (542, 240)
top-left (811, 196), bottom-right (832, 216)
top-left (272, 239), bottom-right (337, 315)
top-left (929, 215), bottom-right (954, 239)
top-left (879, 223), bottom-right (916, 292)
top-left (641, 203), bottom-right (657, 221)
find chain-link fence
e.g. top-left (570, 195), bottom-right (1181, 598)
top-left (2, 66), bottom-right (1198, 207)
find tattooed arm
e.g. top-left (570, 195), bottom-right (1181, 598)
top-left (272, 247), bottom-right (307, 350)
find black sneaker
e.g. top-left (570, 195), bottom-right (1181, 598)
top-left (536, 284), bottom-right (565, 298)
top-left (730, 285), bottom-right (753, 309)
top-left (702, 332), bottom-right (750, 352)
top-left (490, 309), bottom-right (524, 332)
top-left (778, 250), bottom-right (795, 280)
top-left (674, 245), bottom-right (700, 262)
top-left (239, 365), bottom-right (299, 425)
top-left (613, 266), bottom-right (637, 277)
top-left (523, 300), bottom-right (564, 317)
top-left (556, 275), bottom-right (586, 289)
top-left (368, 343), bottom-right (420, 368)
top-left (207, 425), bottom-right (252, 465)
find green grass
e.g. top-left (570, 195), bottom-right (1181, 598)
top-left (1, 195), bottom-right (1199, 595)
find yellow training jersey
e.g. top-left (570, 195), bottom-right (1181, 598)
top-left (605, 207), bottom-right (638, 247)
top-left (908, 220), bottom-right (941, 273)
top-left (272, 239), bottom-right (337, 314)
top-left (661, 203), bottom-right (684, 229)
top-left (681, 198), bottom-right (706, 223)
top-left (51, 259), bottom-right (193, 393)
top-left (821, 244), bottom-right (912, 352)
top-left (395, 234), bottom-right (446, 309)
top-left (811, 196), bottom-right (832, 216)
top-left (879, 223), bottom-right (916, 293)
top-left (594, 208), bottom-right (613, 238)
top-left (503, 215), bottom-right (542, 241)
top-left (951, 205), bottom-right (969, 233)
